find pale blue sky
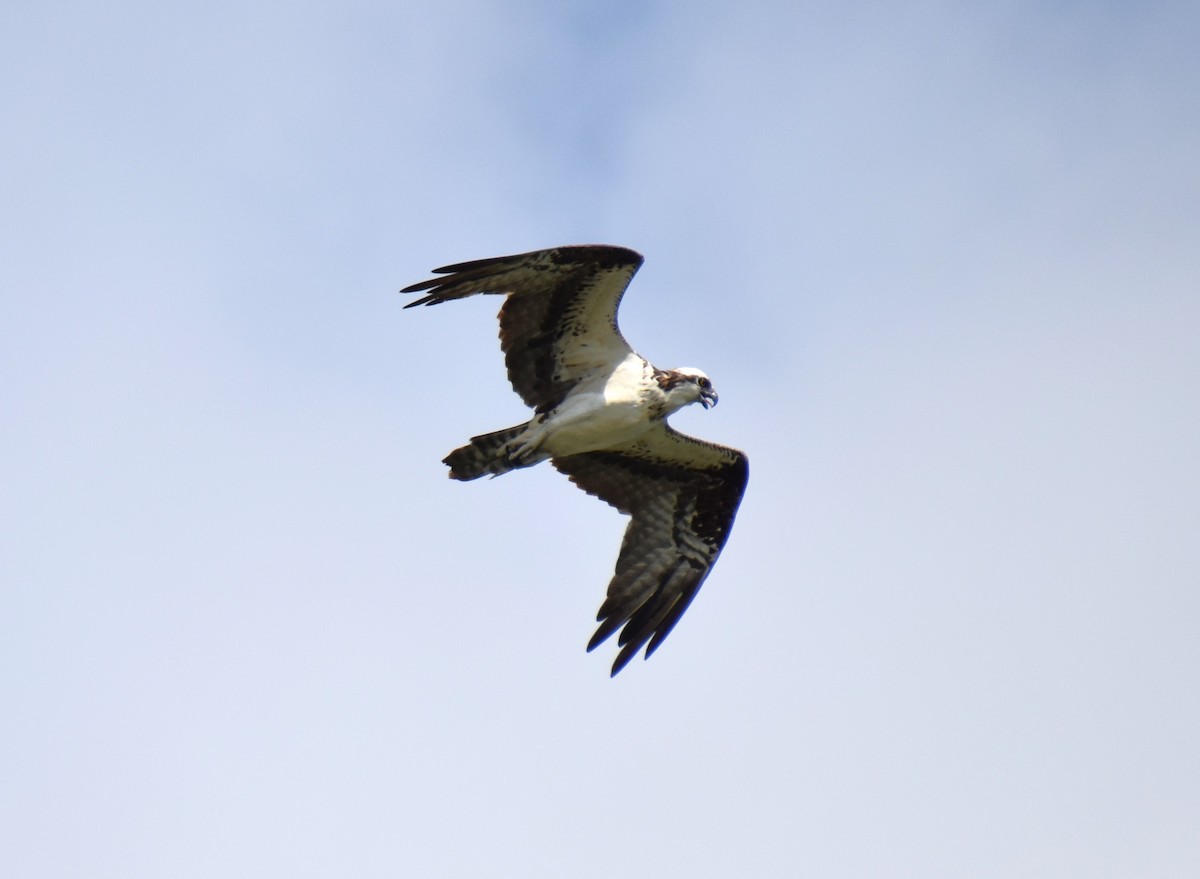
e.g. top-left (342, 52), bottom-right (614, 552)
top-left (3, 1), bottom-right (1199, 876)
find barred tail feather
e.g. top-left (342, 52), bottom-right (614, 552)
top-left (442, 423), bottom-right (535, 481)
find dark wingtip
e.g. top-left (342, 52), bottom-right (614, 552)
top-left (608, 644), bottom-right (640, 677)
top-left (587, 614), bottom-right (622, 654)
top-left (401, 293), bottom-right (439, 308)
top-left (585, 622), bottom-right (636, 676)
top-left (399, 274), bottom-right (449, 307)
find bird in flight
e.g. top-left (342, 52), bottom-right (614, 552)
top-left (402, 245), bottom-right (748, 675)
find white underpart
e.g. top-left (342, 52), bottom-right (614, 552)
top-left (511, 353), bottom-right (701, 460)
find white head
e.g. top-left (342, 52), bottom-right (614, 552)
top-left (658, 367), bottom-right (719, 414)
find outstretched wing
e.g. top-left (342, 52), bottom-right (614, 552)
top-left (402, 245), bottom-right (644, 413)
top-left (552, 424), bottom-right (749, 676)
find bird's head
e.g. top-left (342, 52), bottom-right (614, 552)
top-left (660, 367), bottom-right (719, 413)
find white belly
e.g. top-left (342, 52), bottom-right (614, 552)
top-left (513, 356), bottom-right (662, 459)
top-left (538, 392), bottom-right (653, 457)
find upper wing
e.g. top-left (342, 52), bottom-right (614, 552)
top-left (402, 245), bottom-right (644, 413)
top-left (552, 424), bottom-right (749, 676)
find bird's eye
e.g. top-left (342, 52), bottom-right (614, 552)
top-left (697, 377), bottom-right (711, 389)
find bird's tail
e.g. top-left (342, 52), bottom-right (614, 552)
top-left (443, 422), bottom-right (543, 481)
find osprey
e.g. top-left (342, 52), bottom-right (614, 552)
top-left (402, 245), bottom-right (748, 675)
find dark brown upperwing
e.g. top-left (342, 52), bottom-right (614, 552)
top-left (552, 425), bottom-right (749, 675)
top-left (403, 245), bottom-right (643, 413)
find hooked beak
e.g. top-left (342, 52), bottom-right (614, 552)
top-left (700, 387), bottom-right (718, 409)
